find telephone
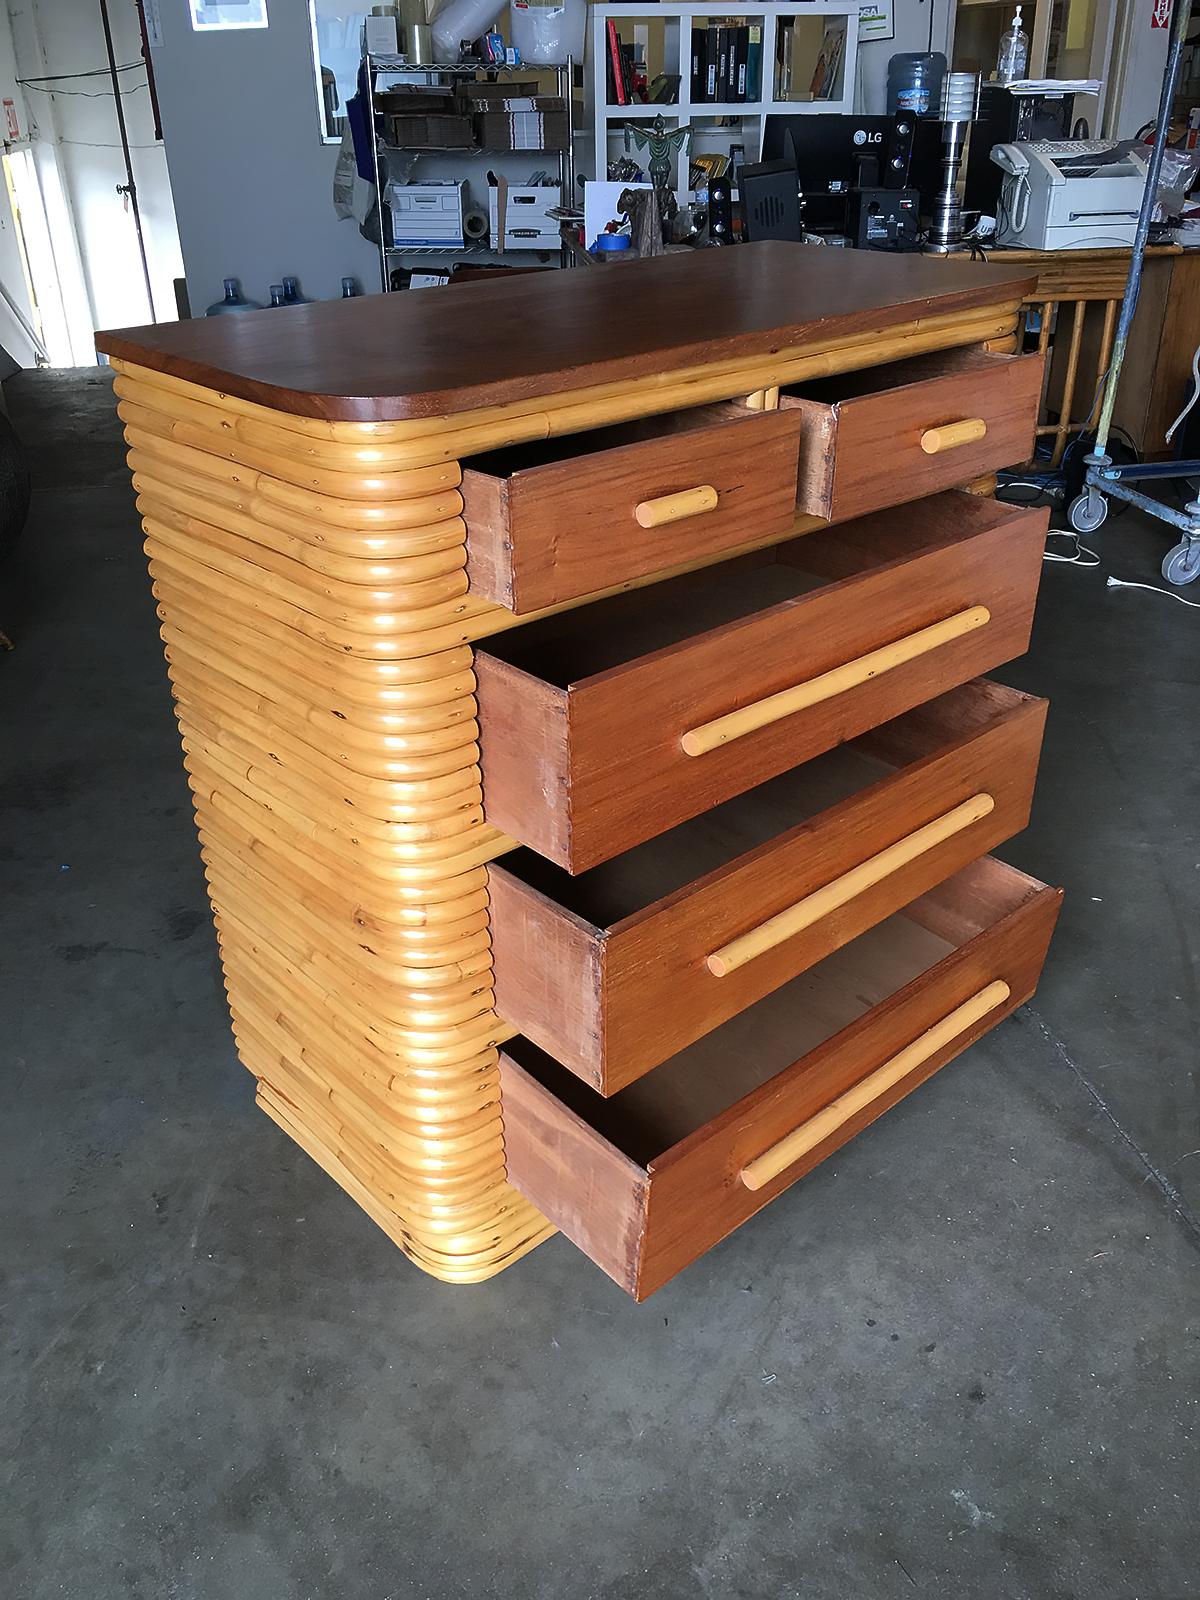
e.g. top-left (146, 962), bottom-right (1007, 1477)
top-left (991, 143), bottom-right (1032, 234)
top-left (988, 138), bottom-right (1147, 248)
top-left (990, 142), bottom-right (1030, 177)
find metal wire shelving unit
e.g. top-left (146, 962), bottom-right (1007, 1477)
top-left (363, 52), bottom-right (577, 290)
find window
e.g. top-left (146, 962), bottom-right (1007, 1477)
top-left (190, 0), bottom-right (269, 30)
top-left (310, 1), bottom-right (371, 142)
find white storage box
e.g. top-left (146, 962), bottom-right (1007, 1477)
top-left (488, 186), bottom-right (561, 250)
top-left (389, 181), bottom-right (467, 248)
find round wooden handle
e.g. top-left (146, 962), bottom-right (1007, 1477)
top-left (706, 793), bottom-right (995, 978)
top-left (634, 485), bottom-right (719, 529)
top-left (739, 980), bottom-right (1012, 1192)
top-left (920, 418), bottom-right (988, 455)
top-left (681, 605), bottom-right (991, 758)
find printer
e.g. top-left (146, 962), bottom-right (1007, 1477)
top-left (991, 139), bottom-right (1150, 249)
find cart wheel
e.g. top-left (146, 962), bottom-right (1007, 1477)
top-left (1161, 540), bottom-right (1200, 586)
top-left (1068, 489), bottom-right (1108, 535)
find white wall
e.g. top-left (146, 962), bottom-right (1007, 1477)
top-left (0, 3), bottom-right (40, 367)
top-left (856, 0), bottom-right (955, 114)
top-left (6, 0), bottom-right (184, 331)
top-left (1107, 0), bottom-right (1172, 137)
top-left (857, 0), bottom-right (1171, 136)
top-left (148, 0), bottom-right (377, 313)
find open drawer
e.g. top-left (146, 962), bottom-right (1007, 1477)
top-left (778, 347), bottom-right (1045, 522)
top-left (460, 401), bottom-right (802, 613)
top-left (489, 679), bottom-right (1046, 1094)
top-left (476, 492), bottom-right (1048, 872)
top-left (500, 855), bottom-right (1062, 1299)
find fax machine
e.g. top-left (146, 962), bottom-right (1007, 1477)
top-left (991, 139), bottom-right (1150, 249)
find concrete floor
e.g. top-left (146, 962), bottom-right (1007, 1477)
top-left (2, 368), bottom-right (1197, 1600)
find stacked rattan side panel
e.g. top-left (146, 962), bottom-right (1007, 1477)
top-left (106, 295), bottom-right (1024, 1286)
top-left (111, 361), bottom-right (554, 1283)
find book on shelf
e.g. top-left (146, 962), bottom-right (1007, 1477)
top-left (809, 24), bottom-right (845, 101)
top-left (690, 27), bottom-right (705, 102)
top-left (733, 23), bottom-right (749, 101)
top-left (745, 23), bottom-right (762, 101)
top-left (606, 18), bottom-right (628, 106)
top-left (686, 16), bottom-right (760, 106)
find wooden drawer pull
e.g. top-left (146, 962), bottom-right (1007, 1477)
top-left (634, 485), bottom-right (719, 528)
top-left (706, 792), bottom-right (995, 978)
top-left (920, 418), bottom-right (988, 455)
top-left (681, 605), bottom-right (991, 758)
top-left (740, 979), bottom-right (1012, 1192)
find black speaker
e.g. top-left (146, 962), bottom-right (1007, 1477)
top-left (885, 115), bottom-right (915, 189)
top-left (708, 174), bottom-right (733, 243)
top-left (738, 159), bottom-right (802, 242)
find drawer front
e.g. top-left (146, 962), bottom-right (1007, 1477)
top-left (462, 405), bottom-right (803, 613)
top-left (489, 682), bottom-right (1048, 1093)
top-left (500, 859), bottom-right (1062, 1298)
top-left (476, 500), bottom-right (1048, 872)
top-left (782, 351), bottom-right (1044, 522)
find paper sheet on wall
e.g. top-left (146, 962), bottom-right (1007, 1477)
top-left (858, 0), bottom-right (894, 43)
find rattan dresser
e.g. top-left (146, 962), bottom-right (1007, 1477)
top-left (98, 243), bottom-right (1061, 1300)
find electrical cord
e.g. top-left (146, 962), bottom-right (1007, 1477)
top-left (1164, 341), bottom-right (1200, 445)
top-left (17, 62), bottom-right (143, 83)
top-left (1010, 171), bottom-right (1031, 234)
top-left (1106, 574), bottom-right (1200, 607)
top-left (996, 480), bottom-right (1098, 564)
top-left (999, 478), bottom-right (1196, 589)
top-left (20, 81), bottom-right (147, 98)
top-left (998, 479), bottom-right (1064, 502)
top-left (1043, 529), bottom-right (1101, 566)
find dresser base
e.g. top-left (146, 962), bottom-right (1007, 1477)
top-left (103, 263), bottom-right (1038, 1290)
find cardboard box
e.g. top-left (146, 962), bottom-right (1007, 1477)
top-left (385, 112), bottom-right (474, 149)
top-left (389, 181), bottom-right (467, 247)
top-left (476, 106), bottom-right (569, 152)
top-left (489, 186), bottom-right (561, 250)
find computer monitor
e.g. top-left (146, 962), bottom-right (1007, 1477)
top-left (763, 113), bottom-right (943, 229)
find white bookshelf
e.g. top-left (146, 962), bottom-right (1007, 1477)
top-left (588, 2), bottom-right (859, 191)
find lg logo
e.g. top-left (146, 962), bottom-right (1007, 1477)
top-left (852, 128), bottom-right (883, 145)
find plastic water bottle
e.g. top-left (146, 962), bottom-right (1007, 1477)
top-left (996, 7), bottom-right (1029, 85)
top-left (204, 277), bottom-right (261, 316)
top-left (886, 52), bottom-right (946, 116)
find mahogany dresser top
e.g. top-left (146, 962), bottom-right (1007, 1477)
top-left (96, 242), bottom-right (1035, 424)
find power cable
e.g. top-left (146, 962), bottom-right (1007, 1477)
top-left (20, 81), bottom-right (147, 98)
top-left (1106, 574), bottom-right (1200, 606)
top-left (17, 62), bottom-right (142, 83)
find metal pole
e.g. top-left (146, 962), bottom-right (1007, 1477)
top-left (560, 54), bottom-right (575, 268)
top-left (99, 0), bottom-right (156, 322)
top-left (1091, 0), bottom-right (1194, 457)
top-left (366, 53), bottom-right (389, 292)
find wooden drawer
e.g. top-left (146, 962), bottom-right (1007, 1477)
top-left (476, 492), bottom-right (1048, 872)
top-left (501, 855), bottom-right (1062, 1299)
top-left (489, 679), bottom-right (1046, 1094)
top-left (778, 348), bottom-right (1045, 522)
top-left (460, 402), bottom-right (802, 613)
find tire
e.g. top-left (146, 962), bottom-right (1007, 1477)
top-left (1067, 490), bottom-right (1108, 535)
top-left (0, 409), bottom-right (31, 564)
top-left (1161, 540), bottom-right (1200, 586)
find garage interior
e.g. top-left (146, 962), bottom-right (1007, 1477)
top-left (2, 0), bottom-right (1200, 1594)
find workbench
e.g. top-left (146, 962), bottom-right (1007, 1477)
top-left (969, 244), bottom-right (1199, 462)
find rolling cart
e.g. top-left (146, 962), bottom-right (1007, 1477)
top-left (1068, 0), bottom-right (1200, 586)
